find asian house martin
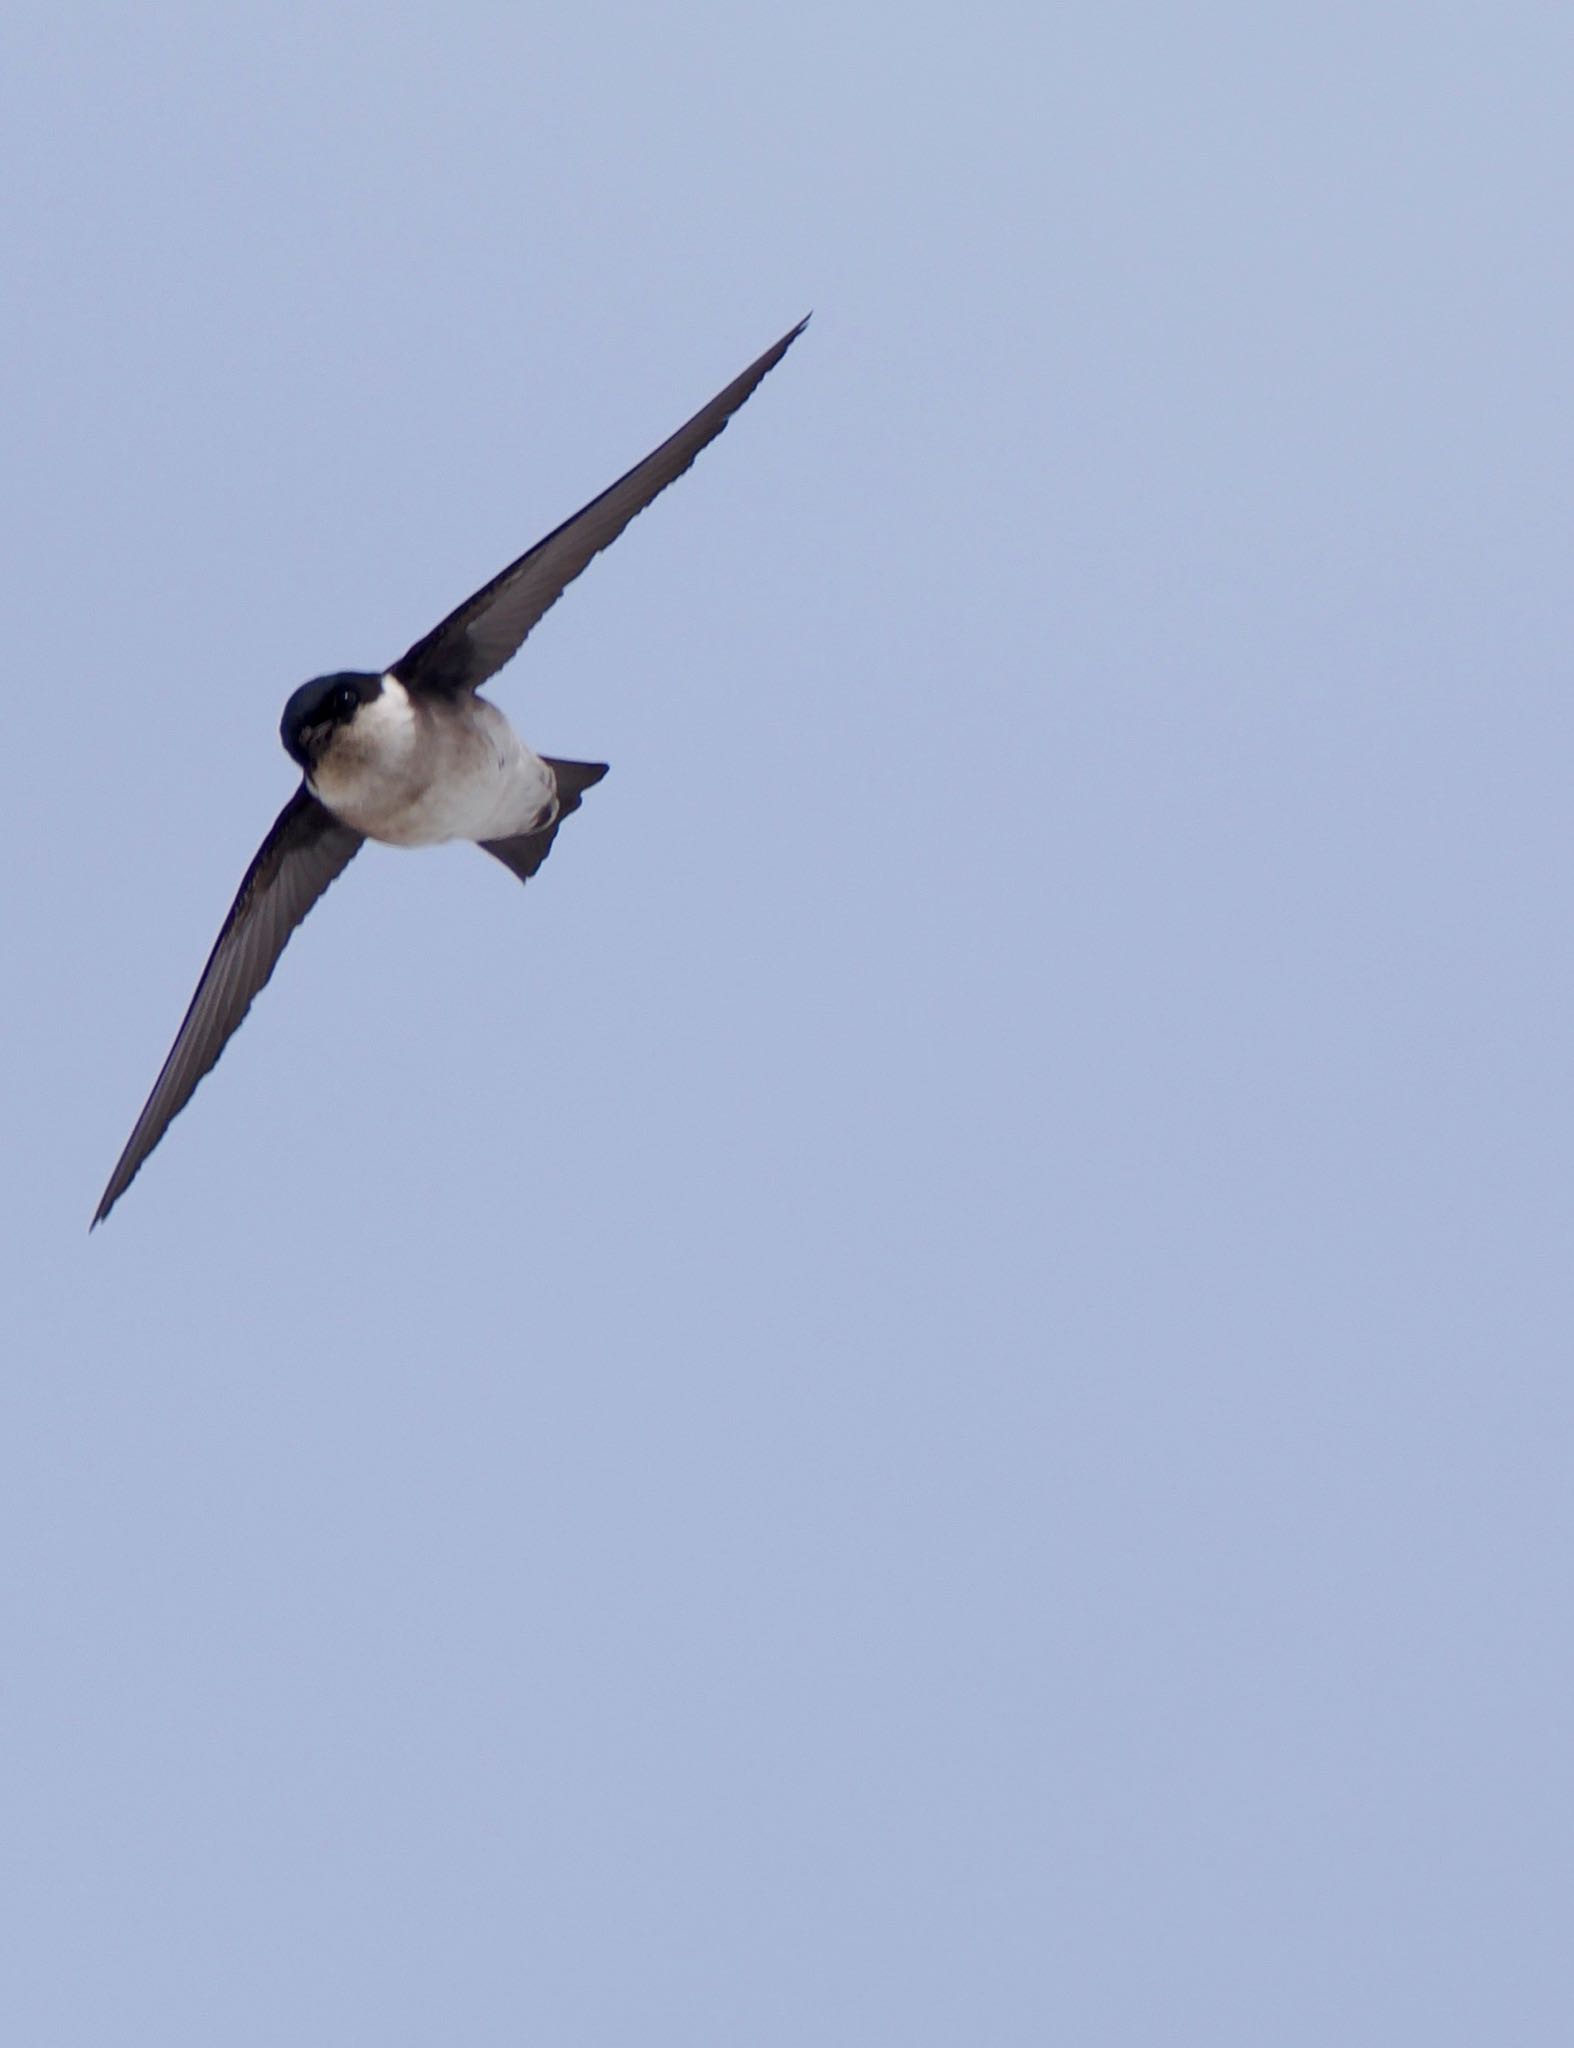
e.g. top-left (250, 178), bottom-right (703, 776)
top-left (93, 318), bottom-right (807, 1225)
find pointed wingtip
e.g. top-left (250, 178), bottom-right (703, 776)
top-left (765, 316), bottom-right (811, 360)
top-left (93, 1156), bottom-right (135, 1230)
top-left (752, 315), bottom-right (810, 383)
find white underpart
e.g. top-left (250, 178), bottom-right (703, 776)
top-left (308, 674), bottom-right (556, 845)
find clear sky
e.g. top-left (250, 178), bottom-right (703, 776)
top-left (3, 3), bottom-right (1570, 2041)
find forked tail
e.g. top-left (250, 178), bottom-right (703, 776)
top-left (479, 756), bottom-right (609, 885)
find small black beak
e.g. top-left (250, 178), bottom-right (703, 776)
top-left (283, 721), bottom-right (325, 770)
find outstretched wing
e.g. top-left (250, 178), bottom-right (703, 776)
top-left (392, 317), bottom-right (808, 697)
top-left (94, 788), bottom-right (363, 1225)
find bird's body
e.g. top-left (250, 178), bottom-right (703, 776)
top-left (94, 317), bottom-right (807, 1225)
top-left (299, 676), bottom-right (556, 845)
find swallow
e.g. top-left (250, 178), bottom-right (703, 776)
top-left (93, 318), bottom-right (807, 1225)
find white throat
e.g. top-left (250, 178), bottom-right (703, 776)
top-left (361, 672), bottom-right (419, 750)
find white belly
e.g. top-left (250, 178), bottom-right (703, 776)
top-left (309, 679), bottom-right (555, 845)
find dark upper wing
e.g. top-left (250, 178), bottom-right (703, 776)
top-left (391, 317), bottom-right (808, 697)
top-left (93, 788), bottom-right (363, 1226)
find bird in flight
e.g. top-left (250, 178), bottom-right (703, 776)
top-left (94, 318), bottom-right (807, 1226)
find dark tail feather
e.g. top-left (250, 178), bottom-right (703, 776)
top-left (479, 757), bottom-right (609, 886)
top-left (543, 756), bottom-right (610, 818)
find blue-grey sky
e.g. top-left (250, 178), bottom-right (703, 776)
top-left (3, 3), bottom-right (1571, 2041)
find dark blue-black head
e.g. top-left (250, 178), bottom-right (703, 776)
top-left (281, 671), bottom-right (381, 769)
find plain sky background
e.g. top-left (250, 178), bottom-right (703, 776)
top-left (2, 2), bottom-right (1570, 2040)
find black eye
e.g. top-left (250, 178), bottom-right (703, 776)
top-left (334, 683), bottom-right (359, 716)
